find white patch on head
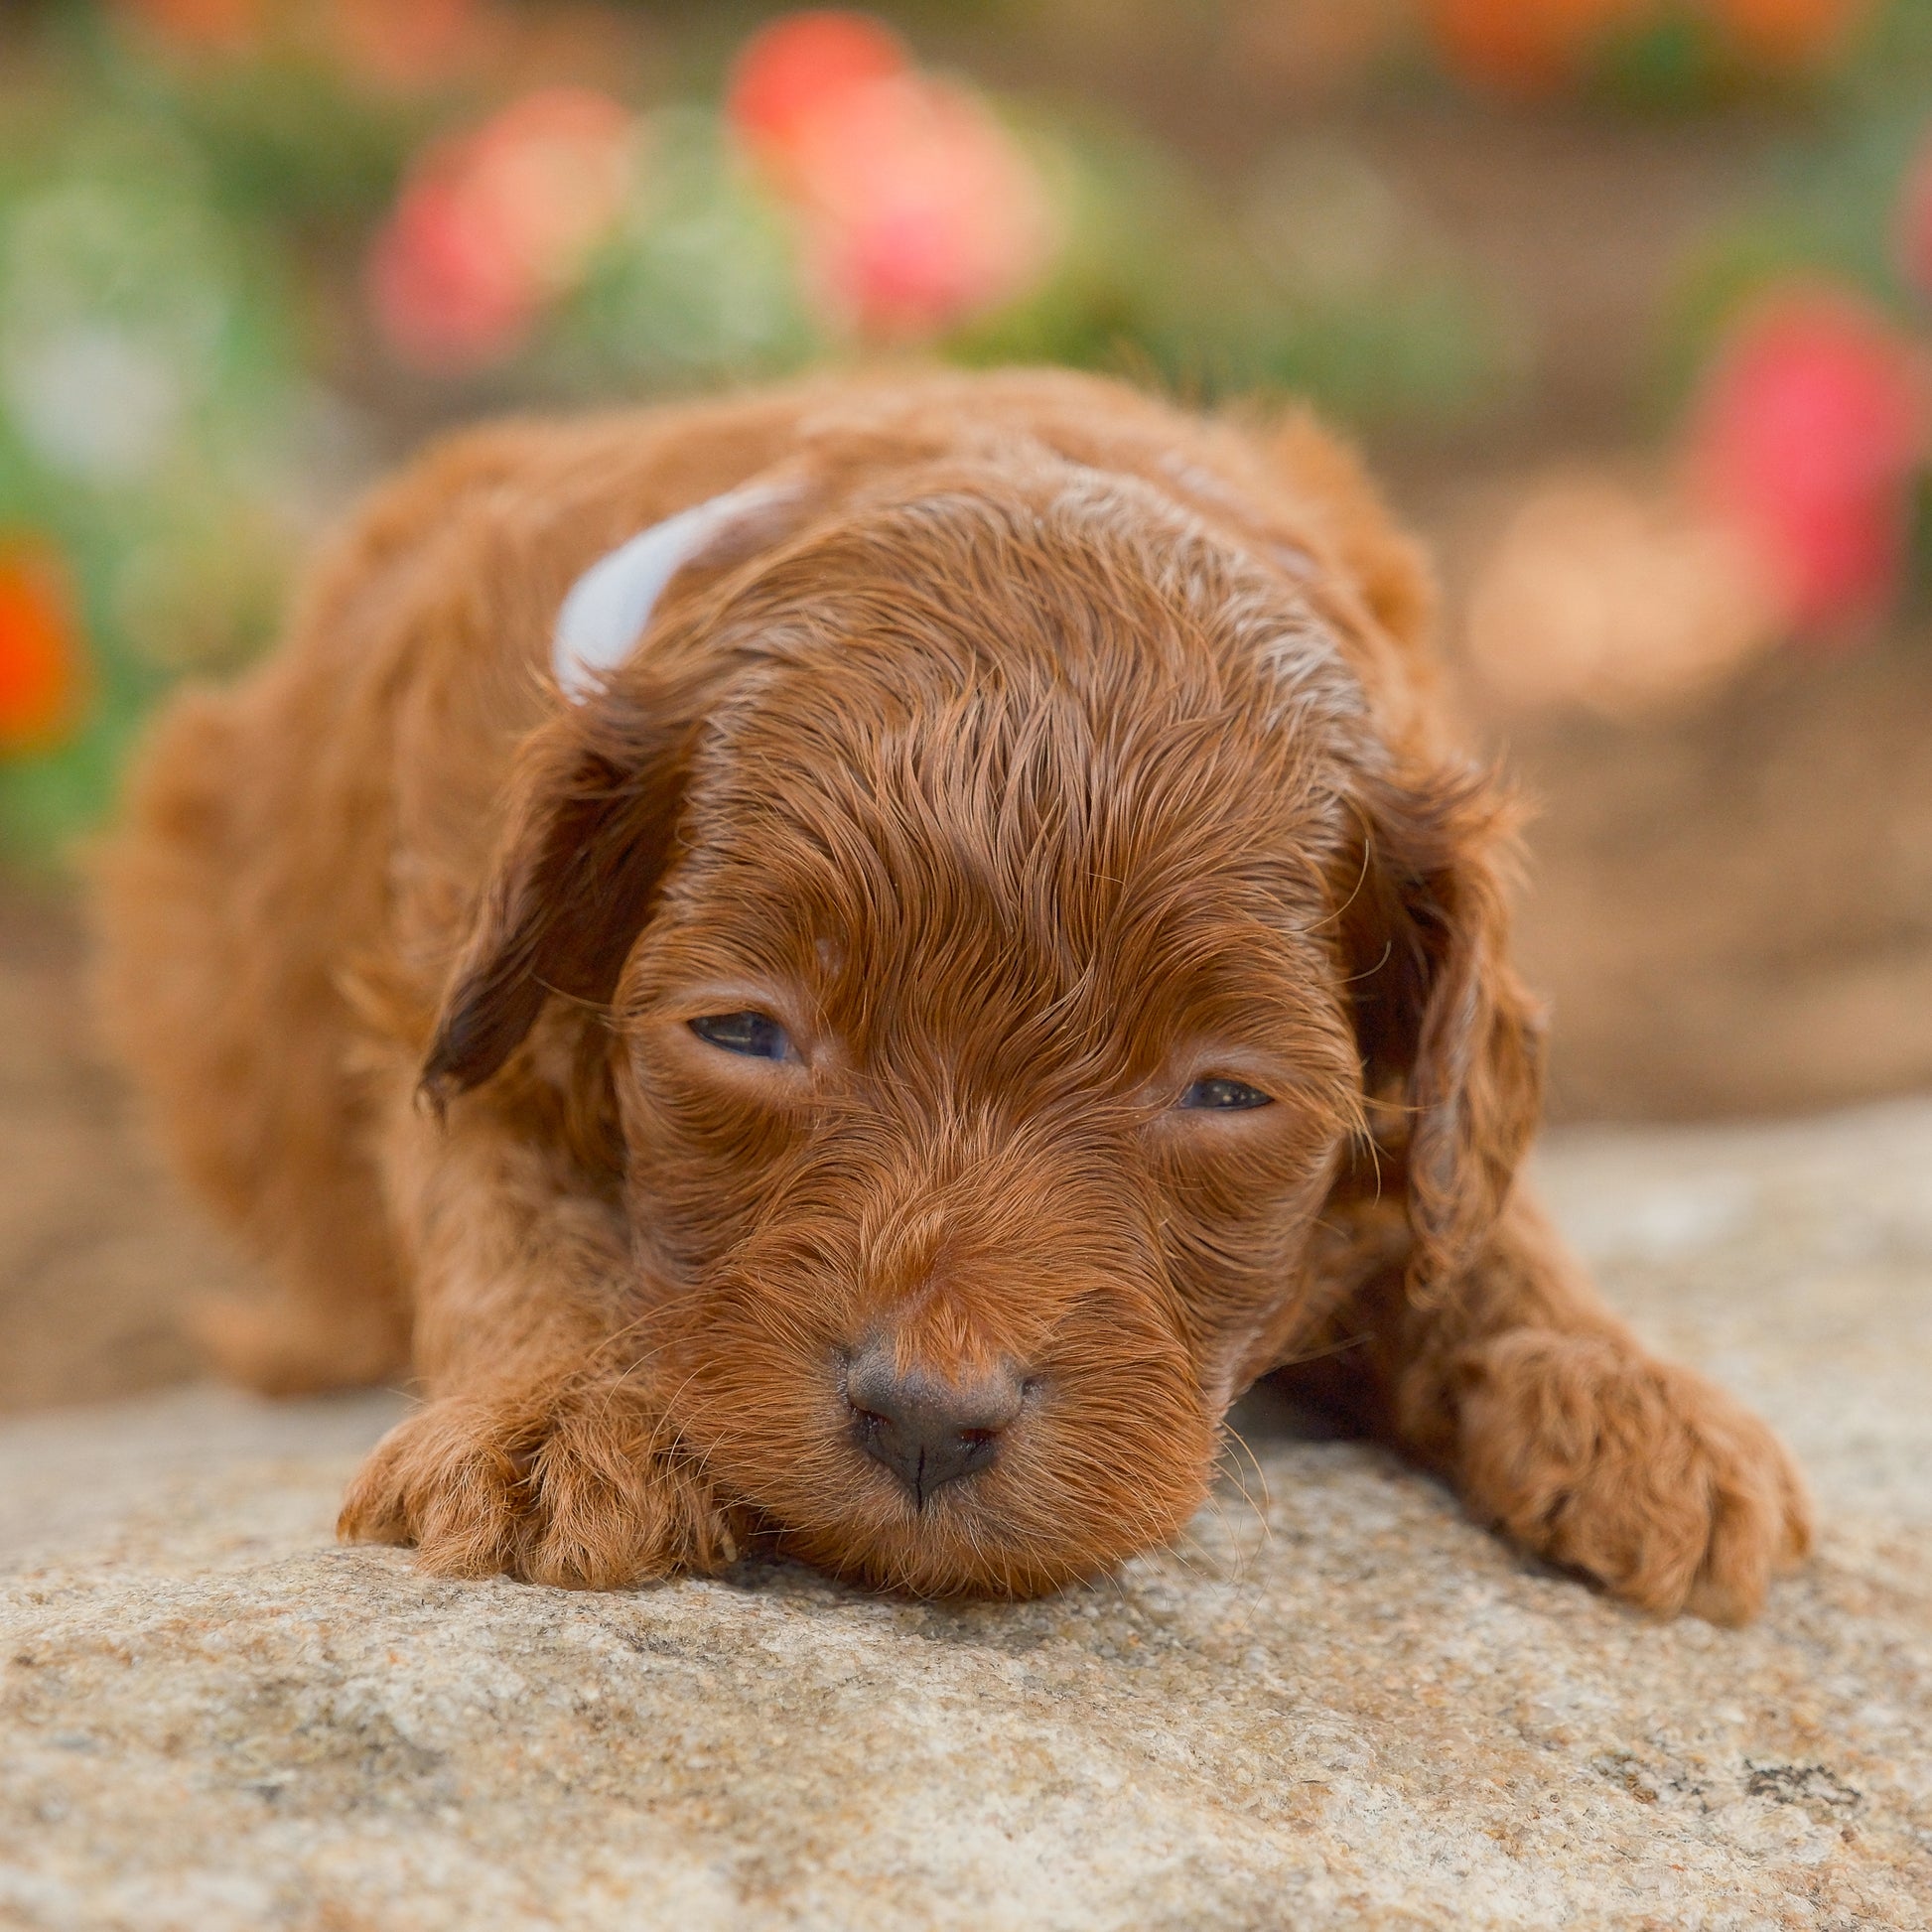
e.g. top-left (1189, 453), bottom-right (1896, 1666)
top-left (1157, 453), bottom-right (1237, 503)
top-left (552, 482), bottom-right (794, 702)
top-left (1157, 452), bottom-right (1318, 580)
top-left (1043, 466), bottom-right (1363, 738)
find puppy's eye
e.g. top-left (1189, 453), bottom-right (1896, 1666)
top-left (1176, 1076), bottom-right (1273, 1111)
top-left (689, 1012), bottom-right (793, 1060)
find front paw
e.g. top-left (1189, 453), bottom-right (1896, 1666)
top-left (338, 1383), bottom-right (744, 1589)
top-left (1449, 1330), bottom-right (1811, 1624)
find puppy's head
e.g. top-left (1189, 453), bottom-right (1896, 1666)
top-left (427, 456), bottom-right (1542, 1594)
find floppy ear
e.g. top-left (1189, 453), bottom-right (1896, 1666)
top-left (1340, 762), bottom-right (1547, 1300)
top-left (423, 478), bottom-right (813, 1102)
top-left (420, 668), bottom-right (717, 1104)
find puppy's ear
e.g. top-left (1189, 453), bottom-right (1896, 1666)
top-left (424, 479), bottom-right (814, 1102)
top-left (421, 663), bottom-right (716, 1105)
top-left (1340, 763), bottom-right (1546, 1300)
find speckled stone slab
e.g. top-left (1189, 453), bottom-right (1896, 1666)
top-left (3, 1103), bottom-right (1930, 1931)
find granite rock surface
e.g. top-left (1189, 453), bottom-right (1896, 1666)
top-left (3, 1103), bottom-right (1930, 1931)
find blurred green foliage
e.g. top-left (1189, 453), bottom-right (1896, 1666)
top-left (0, 4), bottom-right (1516, 866)
top-left (3, 0), bottom-right (1928, 866)
top-left (1663, 0), bottom-right (1932, 401)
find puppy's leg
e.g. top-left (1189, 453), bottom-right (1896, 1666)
top-left (1359, 1195), bottom-right (1810, 1623)
top-left (339, 1104), bottom-right (739, 1589)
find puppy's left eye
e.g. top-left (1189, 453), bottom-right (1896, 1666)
top-left (690, 1012), bottom-right (793, 1060)
top-left (1176, 1076), bottom-right (1274, 1111)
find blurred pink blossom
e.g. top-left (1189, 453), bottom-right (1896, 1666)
top-left (727, 11), bottom-right (911, 183)
top-left (1686, 286), bottom-right (1929, 644)
top-left (787, 76), bottom-right (1054, 340)
top-left (368, 87), bottom-right (635, 370)
top-left (727, 12), bottom-right (1054, 341)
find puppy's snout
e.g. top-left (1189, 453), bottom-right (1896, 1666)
top-left (845, 1341), bottom-right (1025, 1509)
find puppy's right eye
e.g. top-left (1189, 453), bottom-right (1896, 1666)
top-left (1176, 1076), bottom-right (1274, 1111)
top-left (689, 1012), bottom-right (792, 1060)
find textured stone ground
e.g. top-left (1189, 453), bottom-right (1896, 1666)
top-left (3, 1103), bottom-right (1930, 1931)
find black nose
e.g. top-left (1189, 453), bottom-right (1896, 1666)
top-left (845, 1342), bottom-right (1025, 1508)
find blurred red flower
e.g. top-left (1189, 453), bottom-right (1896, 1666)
top-left (728, 12), bottom-right (1052, 341)
top-left (1686, 287), bottom-right (1930, 644)
top-left (0, 542), bottom-right (88, 755)
top-left (368, 87), bottom-right (635, 370)
top-left (727, 10), bottom-right (911, 183)
top-left (1416, 0), bottom-right (1654, 95)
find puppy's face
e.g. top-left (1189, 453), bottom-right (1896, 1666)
top-left (429, 470), bottom-right (1538, 1595)
top-left (615, 484), bottom-right (1370, 1595)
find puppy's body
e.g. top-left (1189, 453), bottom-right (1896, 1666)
top-left (97, 369), bottom-right (1809, 1617)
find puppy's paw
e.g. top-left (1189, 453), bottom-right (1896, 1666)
top-left (339, 1385), bottom-right (742, 1589)
top-left (1449, 1329), bottom-right (1811, 1624)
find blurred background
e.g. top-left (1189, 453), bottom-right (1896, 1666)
top-left (2, 0), bottom-right (1929, 1410)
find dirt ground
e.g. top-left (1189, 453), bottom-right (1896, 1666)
top-left (1499, 639), bottom-right (1932, 1119)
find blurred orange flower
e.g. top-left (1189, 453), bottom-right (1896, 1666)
top-left (1686, 286), bottom-right (1930, 644)
top-left (728, 12), bottom-right (1053, 341)
top-left (1416, 0), bottom-right (1654, 94)
top-left (1417, 0), bottom-right (1871, 90)
top-left (0, 542), bottom-right (89, 755)
top-left (367, 86), bottom-right (635, 370)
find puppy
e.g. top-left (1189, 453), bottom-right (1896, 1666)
top-left (96, 368), bottom-right (1810, 1619)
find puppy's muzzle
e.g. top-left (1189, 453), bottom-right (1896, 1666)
top-left (844, 1341), bottom-right (1025, 1509)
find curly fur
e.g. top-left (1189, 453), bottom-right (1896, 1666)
top-left (94, 368), bottom-right (1809, 1619)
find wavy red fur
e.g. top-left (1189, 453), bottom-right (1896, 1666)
top-left (95, 369), bottom-right (1810, 1620)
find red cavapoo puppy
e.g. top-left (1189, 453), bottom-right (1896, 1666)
top-left (96, 369), bottom-right (1809, 1618)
